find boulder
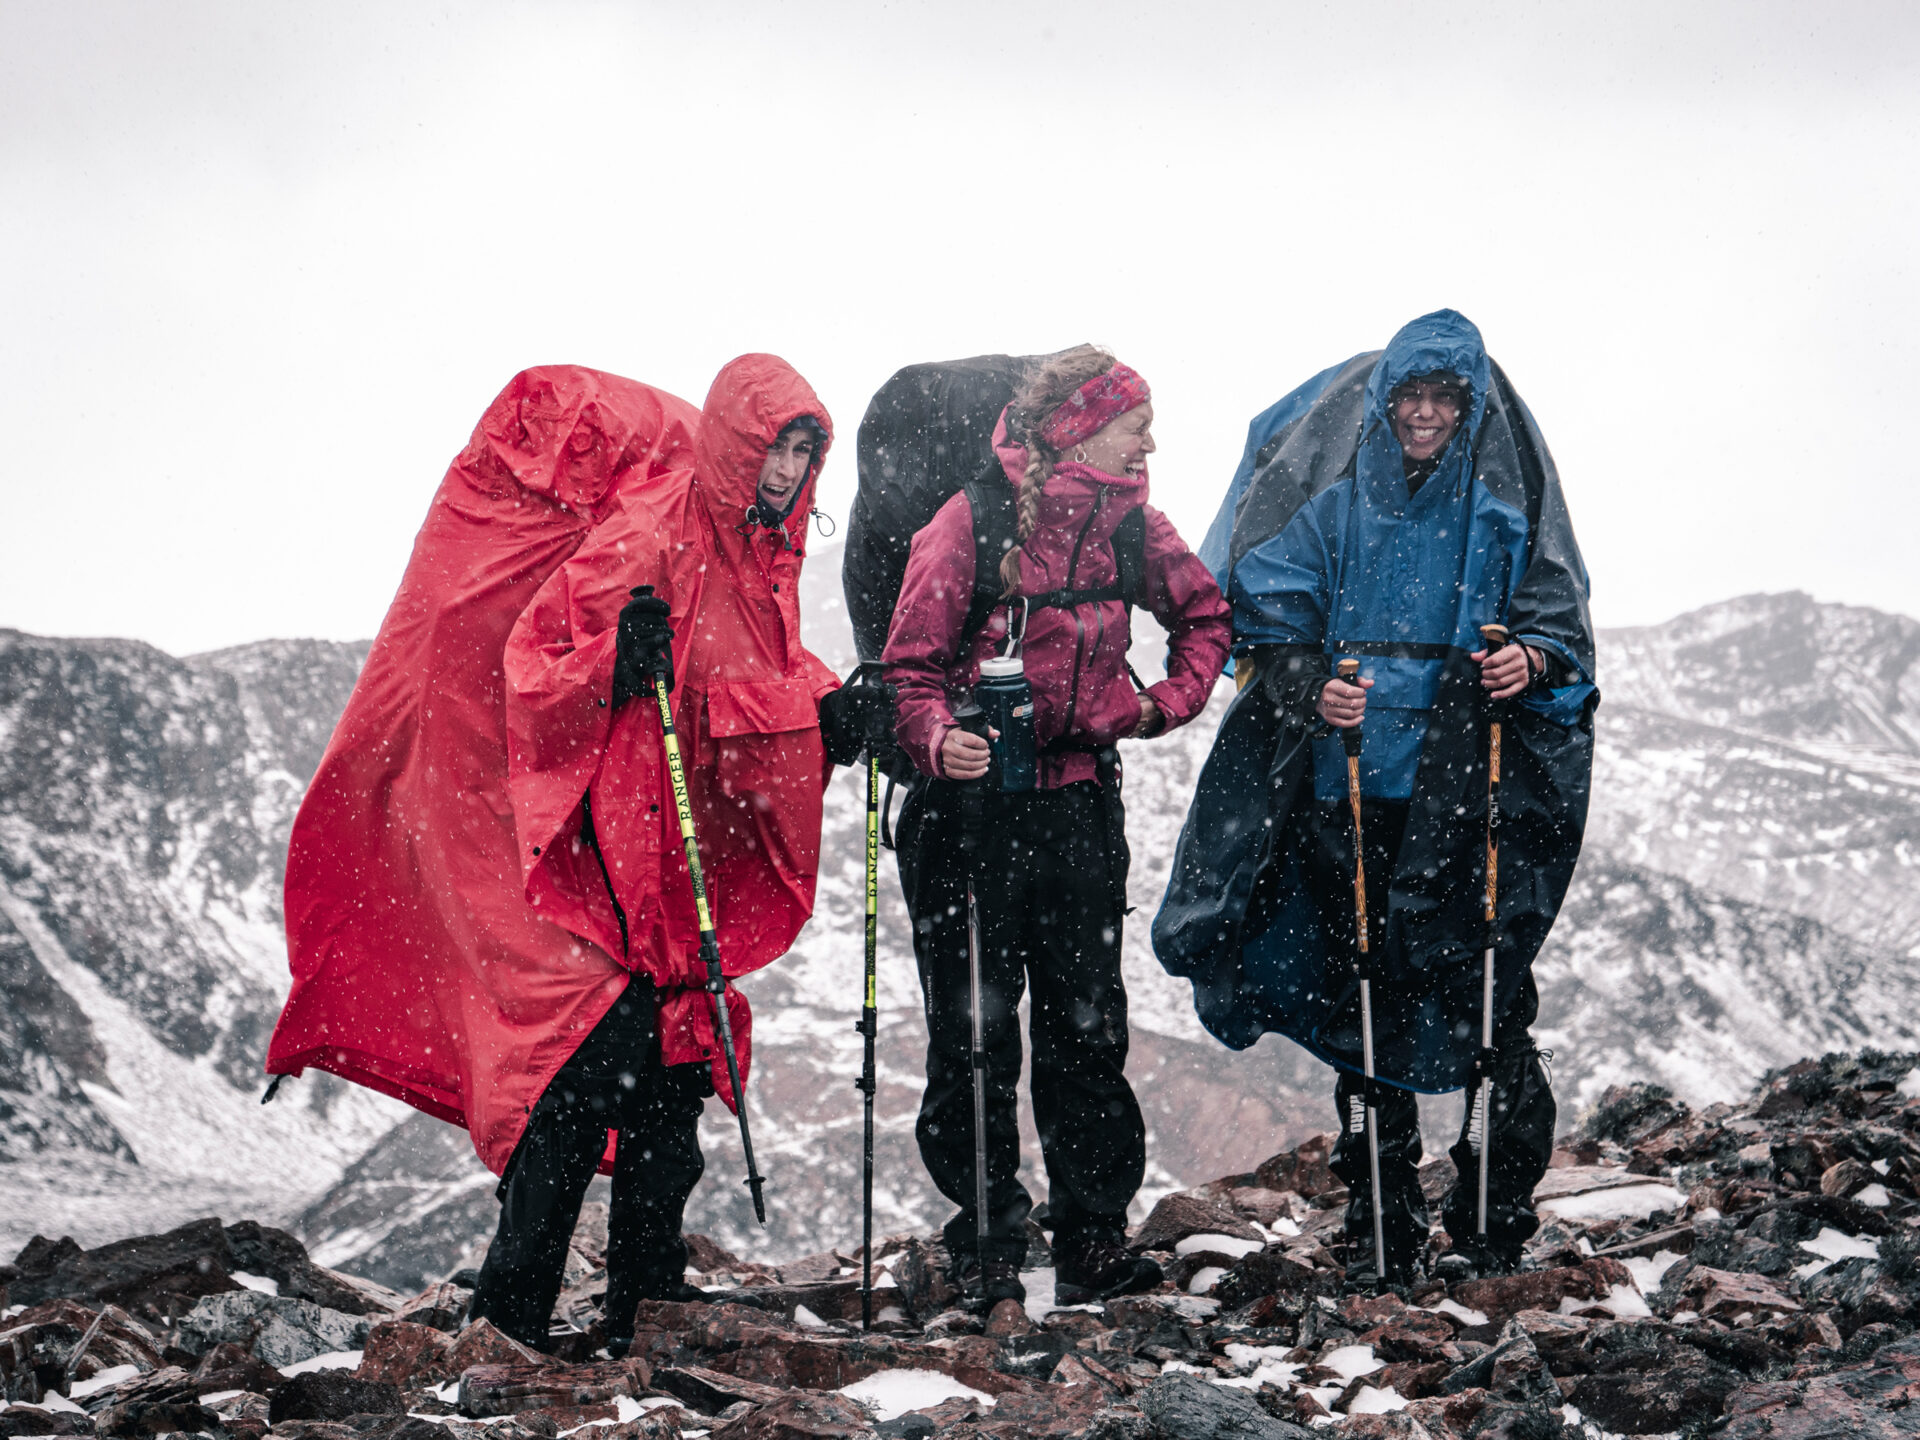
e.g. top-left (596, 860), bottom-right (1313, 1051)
top-left (1674, 1265), bottom-right (1802, 1321)
top-left (1721, 1332), bottom-right (1920, 1439)
top-left (176, 1290), bottom-right (371, 1367)
top-left (1440, 1320), bottom-right (1559, 1407)
top-left (455, 1361), bottom-right (651, 1418)
top-left (1252, 1134), bottom-right (1338, 1200)
top-left (1131, 1193), bottom-right (1264, 1253)
top-left (267, 1371), bottom-right (404, 1423)
top-left (1135, 1372), bottom-right (1315, 1438)
top-left (354, 1321), bottom-right (456, 1388)
top-left (1452, 1258), bottom-right (1635, 1324)
top-left (0, 1407), bottom-right (96, 1437)
top-left (707, 1391), bottom-right (873, 1439)
top-left (392, 1283), bottom-right (470, 1333)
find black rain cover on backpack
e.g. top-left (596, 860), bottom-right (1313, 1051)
top-left (844, 354), bottom-right (1050, 664)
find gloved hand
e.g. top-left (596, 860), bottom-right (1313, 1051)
top-left (612, 587), bottom-right (674, 708)
top-left (818, 670), bottom-right (897, 767)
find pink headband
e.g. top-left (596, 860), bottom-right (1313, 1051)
top-left (1039, 364), bottom-right (1151, 451)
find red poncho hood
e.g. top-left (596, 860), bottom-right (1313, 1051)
top-left (269, 357), bottom-right (837, 1176)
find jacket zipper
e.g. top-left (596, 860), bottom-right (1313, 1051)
top-left (1059, 490), bottom-right (1105, 738)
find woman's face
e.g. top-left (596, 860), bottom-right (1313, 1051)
top-left (1073, 402), bottom-right (1155, 478)
top-left (756, 429), bottom-right (817, 513)
top-left (1391, 378), bottom-right (1464, 461)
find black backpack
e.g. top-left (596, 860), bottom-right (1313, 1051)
top-left (845, 353), bottom-right (1147, 668)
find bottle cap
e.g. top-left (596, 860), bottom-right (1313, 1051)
top-left (978, 656), bottom-right (1025, 680)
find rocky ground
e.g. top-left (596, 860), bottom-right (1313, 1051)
top-left (9, 1050), bottom-right (1920, 1439)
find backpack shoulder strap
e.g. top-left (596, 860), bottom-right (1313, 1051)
top-left (1114, 505), bottom-right (1147, 609)
top-left (959, 470), bottom-right (1017, 655)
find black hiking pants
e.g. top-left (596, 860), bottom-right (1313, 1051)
top-left (468, 980), bottom-right (708, 1349)
top-left (1311, 798), bottom-right (1555, 1263)
top-left (896, 776), bottom-right (1145, 1270)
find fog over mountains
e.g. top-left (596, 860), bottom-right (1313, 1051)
top-left (3, 557), bottom-right (1917, 1289)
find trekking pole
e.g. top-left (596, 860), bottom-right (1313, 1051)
top-left (634, 586), bottom-right (768, 1224)
top-left (1338, 657), bottom-right (1388, 1292)
top-left (1473, 624), bottom-right (1511, 1243)
top-left (954, 700), bottom-right (994, 1284)
top-left (857, 745), bottom-right (881, 1328)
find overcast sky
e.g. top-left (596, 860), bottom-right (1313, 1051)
top-left (3, 1), bottom-right (1915, 655)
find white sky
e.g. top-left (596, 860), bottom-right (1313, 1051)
top-left (3, 1), bottom-right (1916, 654)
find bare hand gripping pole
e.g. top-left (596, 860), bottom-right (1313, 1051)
top-left (1474, 623), bottom-right (1511, 1242)
top-left (1338, 657), bottom-right (1388, 1291)
top-left (634, 585), bottom-right (767, 1224)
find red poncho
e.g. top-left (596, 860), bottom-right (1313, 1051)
top-left (268, 356), bottom-right (837, 1175)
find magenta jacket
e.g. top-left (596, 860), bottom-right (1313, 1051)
top-left (882, 422), bottom-right (1232, 788)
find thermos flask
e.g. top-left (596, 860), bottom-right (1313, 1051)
top-left (976, 655), bottom-right (1037, 792)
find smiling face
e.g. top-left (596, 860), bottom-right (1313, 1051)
top-left (1390, 375), bottom-right (1466, 462)
top-left (1072, 401), bottom-right (1156, 479)
top-left (756, 426), bottom-right (818, 514)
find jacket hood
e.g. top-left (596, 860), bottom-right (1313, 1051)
top-left (1361, 310), bottom-right (1493, 492)
top-left (695, 353), bottom-right (834, 553)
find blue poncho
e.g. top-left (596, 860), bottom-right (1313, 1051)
top-left (1154, 311), bottom-right (1598, 1092)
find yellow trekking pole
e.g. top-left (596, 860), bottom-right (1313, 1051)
top-left (858, 747), bottom-right (881, 1327)
top-left (634, 585), bottom-right (767, 1224)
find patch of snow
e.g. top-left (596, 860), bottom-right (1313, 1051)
top-left (1320, 1345), bottom-right (1383, 1383)
top-left (1187, 1266), bottom-right (1228, 1294)
top-left (1219, 1344), bottom-right (1303, 1390)
top-left (278, 1350), bottom-right (363, 1376)
top-left (1858, 1183), bottom-right (1892, 1208)
top-left (792, 1304), bottom-right (830, 1330)
top-left (1620, 1250), bottom-right (1686, 1295)
top-left (2, 1305), bottom-right (23, 1320)
top-left (1899, 1067), bottom-right (1920, 1099)
top-left (232, 1271), bottom-right (280, 1295)
top-left (1175, 1233), bottom-right (1263, 1259)
top-left (68, 1365), bottom-right (141, 1398)
top-left (1158, 1360), bottom-right (1208, 1374)
top-left (1874, 1158), bottom-right (1893, 1175)
top-left (1671, 1309), bottom-right (1700, 1323)
top-left (838, 1369), bottom-right (995, 1422)
top-left (431, 1382), bottom-right (460, 1403)
top-left (1169, 1295), bottom-right (1221, 1320)
top-left (1261, 1217), bottom-right (1303, 1240)
top-left (1347, 1385), bottom-right (1408, 1415)
top-left (1563, 1400), bottom-right (1680, 1440)
top-left (199, 1390), bottom-right (245, 1406)
top-left (1538, 1184), bottom-right (1687, 1222)
top-left (1558, 1284), bottom-right (1651, 1319)
top-left (32, 1393), bottom-right (86, 1416)
top-left (1793, 1226), bottom-right (1881, 1278)
top-left (1423, 1297), bottom-right (1489, 1326)
top-left (876, 1305), bottom-right (908, 1324)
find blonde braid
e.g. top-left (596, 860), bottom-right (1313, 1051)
top-left (997, 344), bottom-right (1117, 596)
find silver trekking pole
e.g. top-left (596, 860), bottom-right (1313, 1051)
top-left (1473, 623), bottom-right (1512, 1241)
top-left (955, 701), bottom-right (993, 1278)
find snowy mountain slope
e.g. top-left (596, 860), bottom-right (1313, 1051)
top-left (0, 630), bottom-right (403, 1253)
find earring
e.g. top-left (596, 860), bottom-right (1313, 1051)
top-left (1074, 446), bottom-right (1089, 464)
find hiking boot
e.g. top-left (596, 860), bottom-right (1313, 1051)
top-left (1339, 1233), bottom-right (1422, 1295)
top-left (950, 1257), bottom-right (1026, 1310)
top-left (1432, 1237), bottom-right (1523, 1284)
top-left (1054, 1239), bottom-right (1163, 1306)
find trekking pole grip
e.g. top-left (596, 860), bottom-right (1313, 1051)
top-left (1336, 658), bottom-right (1363, 759)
